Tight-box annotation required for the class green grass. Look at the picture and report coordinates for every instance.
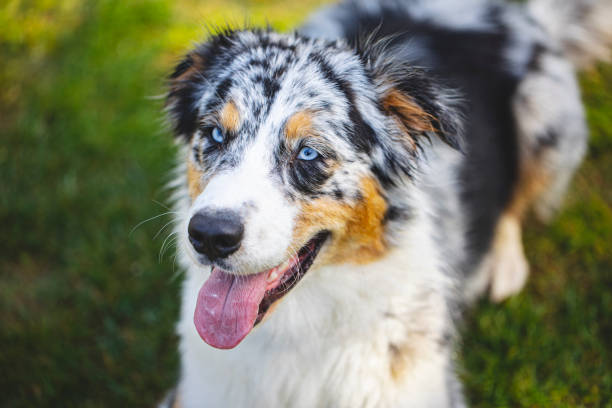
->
[0,1,610,406]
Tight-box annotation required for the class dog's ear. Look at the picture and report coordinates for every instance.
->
[379,73,463,152]
[367,50,464,153]
[166,29,240,141]
[166,50,208,141]
[361,50,465,186]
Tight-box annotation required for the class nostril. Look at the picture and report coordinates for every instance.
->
[188,234,205,252]
[188,211,244,259]
[216,227,243,248]
[210,219,244,257]
[188,220,206,256]
[188,219,204,240]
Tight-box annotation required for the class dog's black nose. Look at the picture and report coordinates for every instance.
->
[188,211,244,260]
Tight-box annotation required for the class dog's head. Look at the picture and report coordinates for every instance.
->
[166,29,462,349]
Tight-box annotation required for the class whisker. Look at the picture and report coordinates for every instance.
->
[170,253,184,283]
[130,211,176,236]
[274,243,302,296]
[152,199,172,211]
[159,233,178,263]
[154,218,180,240]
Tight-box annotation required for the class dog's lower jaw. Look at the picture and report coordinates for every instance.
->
[174,213,463,408]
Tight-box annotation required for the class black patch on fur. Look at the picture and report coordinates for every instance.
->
[383,205,408,224]
[370,163,395,188]
[527,42,546,71]
[290,143,339,196]
[374,147,417,188]
[273,139,334,197]
[215,77,234,102]
[170,54,194,80]
[291,157,332,196]
[202,77,235,115]
[336,2,521,272]
[310,52,377,154]
[348,106,377,154]
[168,80,202,139]
[192,145,201,163]
[262,77,281,100]
[535,129,558,155]
[246,57,270,70]
[256,34,298,53]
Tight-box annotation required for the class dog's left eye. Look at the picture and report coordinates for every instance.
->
[210,126,225,144]
[297,146,319,161]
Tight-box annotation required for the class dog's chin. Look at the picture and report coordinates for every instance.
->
[192,231,330,349]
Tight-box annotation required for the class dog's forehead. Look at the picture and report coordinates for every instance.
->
[203,32,371,140]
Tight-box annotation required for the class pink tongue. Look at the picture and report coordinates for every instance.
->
[194,267,269,349]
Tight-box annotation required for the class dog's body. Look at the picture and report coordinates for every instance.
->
[163,0,611,406]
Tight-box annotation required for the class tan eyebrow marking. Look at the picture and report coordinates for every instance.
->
[219,101,241,133]
[285,111,314,142]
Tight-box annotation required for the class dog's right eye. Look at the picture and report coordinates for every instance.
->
[210,126,225,144]
[297,146,319,161]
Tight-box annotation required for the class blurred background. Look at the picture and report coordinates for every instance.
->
[0,0,610,406]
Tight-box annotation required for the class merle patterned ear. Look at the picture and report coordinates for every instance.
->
[166,51,208,141]
[379,68,464,152]
[361,38,464,154]
[363,52,465,186]
[166,29,240,141]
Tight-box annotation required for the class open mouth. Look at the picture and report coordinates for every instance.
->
[193,231,329,349]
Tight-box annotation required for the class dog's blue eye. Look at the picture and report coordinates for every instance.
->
[211,127,225,144]
[297,146,319,161]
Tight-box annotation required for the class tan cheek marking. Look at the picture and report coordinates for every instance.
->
[219,101,240,133]
[285,111,313,142]
[383,89,437,149]
[187,161,205,200]
[333,176,388,263]
[292,176,388,265]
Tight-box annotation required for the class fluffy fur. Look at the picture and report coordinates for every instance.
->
[161,0,610,406]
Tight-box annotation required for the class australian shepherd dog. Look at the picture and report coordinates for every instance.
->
[161,0,611,406]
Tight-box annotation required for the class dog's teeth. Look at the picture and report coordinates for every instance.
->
[267,269,279,282]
